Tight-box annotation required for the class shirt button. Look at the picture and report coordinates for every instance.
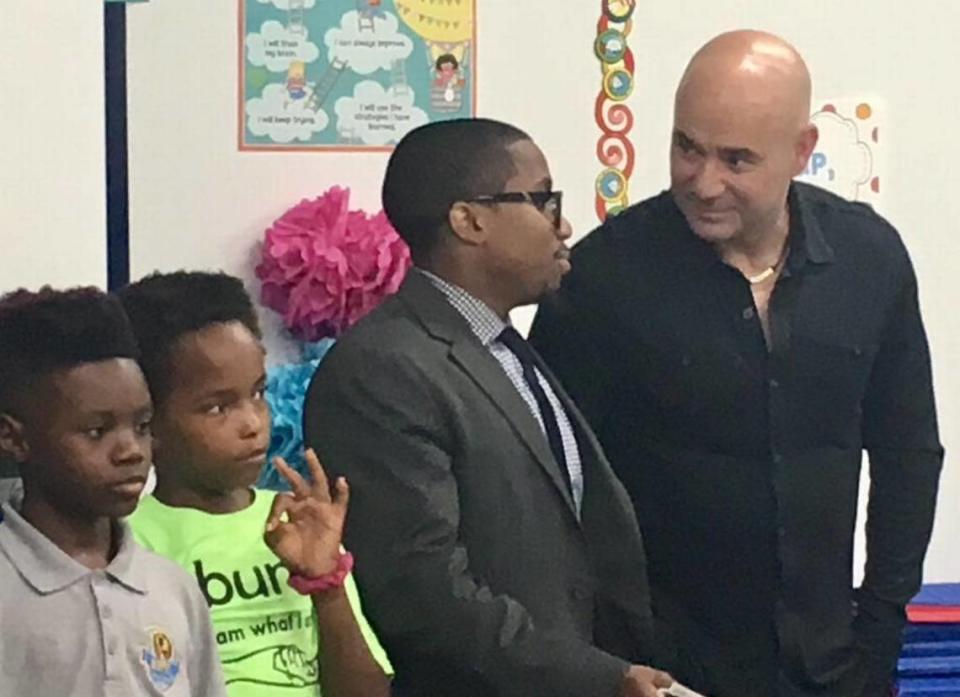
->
[101,605,112,620]
[769,378,780,389]
[571,586,590,601]
[741,307,755,320]
[772,452,783,464]
[778,526,787,539]
[107,638,117,656]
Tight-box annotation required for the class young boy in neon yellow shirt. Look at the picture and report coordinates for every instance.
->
[120,271,391,697]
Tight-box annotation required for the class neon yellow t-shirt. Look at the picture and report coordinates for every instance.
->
[129,490,391,697]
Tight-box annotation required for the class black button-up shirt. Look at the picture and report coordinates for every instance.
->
[531,183,943,691]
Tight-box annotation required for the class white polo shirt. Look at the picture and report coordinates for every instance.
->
[0,477,20,506]
[0,498,227,697]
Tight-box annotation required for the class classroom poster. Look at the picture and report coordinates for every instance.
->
[797,98,883,208]
[240,0,476,150]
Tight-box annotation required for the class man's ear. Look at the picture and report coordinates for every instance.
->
[448,202,488,247]
[793,124,819,176]
[0,413,29,464]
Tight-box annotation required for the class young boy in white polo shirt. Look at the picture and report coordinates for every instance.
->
[0,287,227,697]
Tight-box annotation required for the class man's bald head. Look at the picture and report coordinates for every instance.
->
[677,30,812,133]
[669,30,819,246]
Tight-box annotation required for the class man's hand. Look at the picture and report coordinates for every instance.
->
[621,664,674,697]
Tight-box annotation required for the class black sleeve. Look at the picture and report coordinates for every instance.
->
[858,249,944,689]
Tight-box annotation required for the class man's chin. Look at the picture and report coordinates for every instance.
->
[546,271,568,294]
[688,217,739,243]
[675,203,739,242]
[527,284,561,308]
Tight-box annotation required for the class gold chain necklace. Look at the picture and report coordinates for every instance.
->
[746,238,789,285]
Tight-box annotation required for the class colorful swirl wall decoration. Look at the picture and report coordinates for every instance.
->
[594,0,636,221]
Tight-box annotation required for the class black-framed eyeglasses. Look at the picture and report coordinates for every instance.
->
[466,190,563,228]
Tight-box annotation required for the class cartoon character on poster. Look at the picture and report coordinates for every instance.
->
[432,53,464,112]
[356,0,386,21]
[395,0,472,67]
[286,61,307,101]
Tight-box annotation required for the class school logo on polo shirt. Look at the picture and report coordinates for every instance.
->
[140,627,181,691]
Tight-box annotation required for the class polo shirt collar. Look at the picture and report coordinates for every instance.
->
[0,499,146,595]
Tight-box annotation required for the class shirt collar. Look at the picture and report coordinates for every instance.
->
[668,182,836,274]
[415,268,508,346]
[0,497,146,595]
[788,182,835,266]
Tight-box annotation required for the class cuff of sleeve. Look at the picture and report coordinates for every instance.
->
[853,587,907,686]
[556,649,630,697]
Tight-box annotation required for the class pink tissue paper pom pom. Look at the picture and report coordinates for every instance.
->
[256,186,412,341]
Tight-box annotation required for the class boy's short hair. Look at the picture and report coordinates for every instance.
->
[117,271,261,402]
[0,287,140,413]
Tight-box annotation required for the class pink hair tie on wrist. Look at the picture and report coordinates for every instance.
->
[287,551,354,595]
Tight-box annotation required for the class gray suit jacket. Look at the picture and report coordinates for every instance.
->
[303,272,656,697]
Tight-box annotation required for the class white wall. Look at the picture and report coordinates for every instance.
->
[0,2,107,291]
[125,1,957,581]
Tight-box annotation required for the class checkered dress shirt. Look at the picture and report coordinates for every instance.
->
[419,269,583,513]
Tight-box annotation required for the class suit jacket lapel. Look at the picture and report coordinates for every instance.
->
[448,339,579,517]
[529,350,640,549]
[397,273,580,519]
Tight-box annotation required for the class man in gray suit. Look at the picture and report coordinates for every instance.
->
[303,119,672,697]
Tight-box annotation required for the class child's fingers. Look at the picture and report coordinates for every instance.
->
[264,492,297,534]
[274,456,311,500]
[332,476,350,513]
[303,449,332,503]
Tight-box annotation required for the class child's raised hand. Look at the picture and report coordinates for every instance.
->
[263,448,349,578]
